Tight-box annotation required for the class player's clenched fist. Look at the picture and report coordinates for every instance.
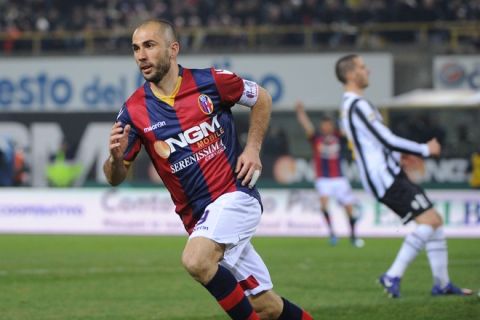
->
[109,122,131,161]
[427,138,441,157]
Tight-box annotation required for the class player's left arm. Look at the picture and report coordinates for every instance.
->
[236,86,272,188]
[295,101,315,138]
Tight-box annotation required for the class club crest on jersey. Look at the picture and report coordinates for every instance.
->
[198,94,214,115]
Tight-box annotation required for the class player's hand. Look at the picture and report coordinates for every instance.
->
[109,122,131,161]
[427,138,441,157]
[235,146,262,189]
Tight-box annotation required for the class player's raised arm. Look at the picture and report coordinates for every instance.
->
[236,86,272,188]
[295,101,315,138]
[103,122,131,186]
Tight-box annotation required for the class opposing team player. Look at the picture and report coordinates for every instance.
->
[336,53,472,298]
[295,102,363,247]
[103,19,313,320]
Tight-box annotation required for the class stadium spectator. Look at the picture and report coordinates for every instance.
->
[295,101,363,247]
[468,148,480,189]
[0,136,16,186]
[103,19,313,320]
[336,53,472,298]
[1,0,480,53]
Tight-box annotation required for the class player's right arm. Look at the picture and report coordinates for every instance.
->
[354,100,440,158]
[295,101,315,138]
[103,122,131,186]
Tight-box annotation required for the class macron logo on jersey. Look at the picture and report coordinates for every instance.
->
[144,121,167,133]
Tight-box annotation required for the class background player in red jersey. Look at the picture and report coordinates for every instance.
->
[295,101,363,248]
[103,19,312,320]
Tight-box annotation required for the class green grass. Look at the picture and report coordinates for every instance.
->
[0,235,478,320]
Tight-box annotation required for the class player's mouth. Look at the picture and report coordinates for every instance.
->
[141,64,153,73]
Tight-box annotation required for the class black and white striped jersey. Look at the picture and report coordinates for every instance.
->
[340,92,430,199]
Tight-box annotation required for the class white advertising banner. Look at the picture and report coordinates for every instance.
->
[0,54,392,111]
[0,188,478,237]
[434,55,480,90]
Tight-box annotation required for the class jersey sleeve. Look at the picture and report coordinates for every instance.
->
[116,104,142,163]
[211,68,259,108]
[354,100,430,157]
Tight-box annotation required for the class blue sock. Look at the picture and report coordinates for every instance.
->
[278,297,313,320]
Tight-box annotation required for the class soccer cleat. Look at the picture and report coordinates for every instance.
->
[378,274,401,298]
[431,282,473,296]
[351,237,365,248]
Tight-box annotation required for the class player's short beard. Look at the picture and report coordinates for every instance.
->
[144,50,171,83]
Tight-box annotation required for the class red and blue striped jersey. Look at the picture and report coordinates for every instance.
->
[310,132,343,178]
[116,66,261,234]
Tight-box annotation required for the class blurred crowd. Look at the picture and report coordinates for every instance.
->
[1,0,479,34]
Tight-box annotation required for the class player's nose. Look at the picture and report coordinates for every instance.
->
[136,48,147,60]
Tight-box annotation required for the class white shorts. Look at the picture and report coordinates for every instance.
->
[189,191,273,296]
[314,177,355,205]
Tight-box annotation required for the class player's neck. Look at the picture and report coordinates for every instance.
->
[344,84,363,96]
[150,64,179,96]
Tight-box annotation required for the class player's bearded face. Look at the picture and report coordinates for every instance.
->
[143,48,171,83]
[356,71,369,89]
[354,59,369,88]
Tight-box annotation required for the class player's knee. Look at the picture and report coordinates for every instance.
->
[181,252,211,282]
[431,214,443,229]
[417,208,443,229]
[427,210,443,229]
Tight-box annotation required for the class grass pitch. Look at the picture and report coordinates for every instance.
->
[0,235,478,320]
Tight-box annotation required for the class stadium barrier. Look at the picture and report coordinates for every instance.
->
[0,188,478,238]
[0,21,478,54]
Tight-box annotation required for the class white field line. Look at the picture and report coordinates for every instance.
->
[0,265,176,277]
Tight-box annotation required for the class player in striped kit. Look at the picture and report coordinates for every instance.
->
[336,53,472,298]
[295,102,363,247]
[103,19,313,320]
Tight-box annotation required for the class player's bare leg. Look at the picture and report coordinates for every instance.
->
[182,237,261,319]
[249,290,313,320]
[320,196,336,245]
[248,291,282,320]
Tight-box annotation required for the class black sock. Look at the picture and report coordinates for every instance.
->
[349,216,356,240]
[322,209,334,236]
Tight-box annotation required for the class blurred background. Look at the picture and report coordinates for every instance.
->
[0,0,479,237]
[1,2,479,319]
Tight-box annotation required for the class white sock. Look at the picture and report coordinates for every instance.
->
[425,227,450,288]
[386,224,434,278]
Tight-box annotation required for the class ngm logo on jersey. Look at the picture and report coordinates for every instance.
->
[153,115,226,173]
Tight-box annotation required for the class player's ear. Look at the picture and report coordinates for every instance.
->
[170,41,180,57]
